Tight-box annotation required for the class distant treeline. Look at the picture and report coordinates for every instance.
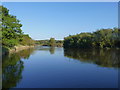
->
[35,38,63,47]
[0,6,34,50]
[64,28,120,48]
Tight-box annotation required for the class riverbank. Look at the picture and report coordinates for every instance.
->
[2,45,35,55]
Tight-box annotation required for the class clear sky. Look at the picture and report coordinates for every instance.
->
[2,2,118,40]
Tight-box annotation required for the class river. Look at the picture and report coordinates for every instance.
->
[2,46,119,88]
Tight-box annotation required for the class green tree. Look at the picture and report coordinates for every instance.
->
[20,34,34,46]
[0,6,23,48]
[49,38,55,46]
[64,28,120,49]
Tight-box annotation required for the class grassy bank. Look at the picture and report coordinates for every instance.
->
[2,45,34,55]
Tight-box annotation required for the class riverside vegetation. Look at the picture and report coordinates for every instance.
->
[35,38,63,47]
[0,6,34,54]
[64,28,120,49]
[1,5,120,55]
[0,6,63,55]
[1,5,120,89]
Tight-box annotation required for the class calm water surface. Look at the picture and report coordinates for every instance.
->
[2,46,119,88]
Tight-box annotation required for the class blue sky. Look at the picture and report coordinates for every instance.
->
[3,2,118,40]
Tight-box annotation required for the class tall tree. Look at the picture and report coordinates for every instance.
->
[0,6,23,48]
[49,38,55,46]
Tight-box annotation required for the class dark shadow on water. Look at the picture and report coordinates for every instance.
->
[2,48,35,89]
[64,48,120,68]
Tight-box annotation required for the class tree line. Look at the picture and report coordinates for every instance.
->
[0,6,34,50]
[64,28,120,49]
[35,38,63,47]
[1,6,119,50]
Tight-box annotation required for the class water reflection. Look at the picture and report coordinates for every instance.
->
[36,46,55,55]
[2,47,119,88]
[2,48,35,89]
[49,47,55,54]
[64,48,120,68]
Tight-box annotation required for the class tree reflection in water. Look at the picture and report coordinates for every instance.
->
[64,48,120,68]
[2,48,35,89]
[36,46,55,55]
[49,47,55,54]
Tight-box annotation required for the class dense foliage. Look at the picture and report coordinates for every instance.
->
[35,40,49,46]
[0,6,34,49]
[1,6,23,48]
[20,34,34,46]
[64,28,120,48]
[49,38,56,46]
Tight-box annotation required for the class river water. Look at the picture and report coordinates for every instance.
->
[2,46,119,88]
